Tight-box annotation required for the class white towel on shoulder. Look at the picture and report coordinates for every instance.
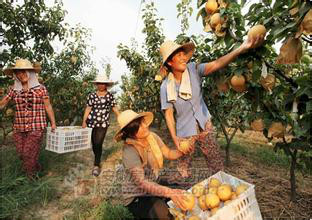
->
[167,69,192,102]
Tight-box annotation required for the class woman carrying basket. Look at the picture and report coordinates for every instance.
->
[0,59,56,178]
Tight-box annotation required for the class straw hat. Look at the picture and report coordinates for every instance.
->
[160,40,195,66]
[4,59,42,76]
[114,110,154,141]
[91,74,115,86]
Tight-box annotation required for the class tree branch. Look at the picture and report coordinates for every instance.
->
[229,126,239,143]
[254,54,298,89]
[228,29,241,42]
[211,104,230,143]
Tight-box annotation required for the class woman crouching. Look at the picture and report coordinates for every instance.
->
[115,110,190,219]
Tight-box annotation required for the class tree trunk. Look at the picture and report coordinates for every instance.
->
[0,126,6,146]
[208,103,240,167]
[225,142,230,166]
[290,149,297,202]
[224,127,239,167]
[219,122,230,166]
[157,115,162,130]
[70,116,79,126]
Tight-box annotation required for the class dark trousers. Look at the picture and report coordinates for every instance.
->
[91,127,108,166]
[127,196,173,220]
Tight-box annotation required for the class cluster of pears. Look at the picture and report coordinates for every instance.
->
[204,0,228,37]
[219,67,272,94]
[250,118,286,138]
[170,177,249,220]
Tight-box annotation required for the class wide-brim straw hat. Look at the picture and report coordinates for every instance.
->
[4,59,42,76]
[160,40,195,66]
[114,110,154,141]
[91,74,115,86]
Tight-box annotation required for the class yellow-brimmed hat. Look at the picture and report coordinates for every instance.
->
[114,110,153,141]
[91,74,115,86]
[160,40,195,66]
[4,59,41,76]
[156,40,195,81]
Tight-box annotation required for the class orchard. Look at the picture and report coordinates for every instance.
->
[0,0,311,219]
[118,0,312,203]
[1,1,97,142]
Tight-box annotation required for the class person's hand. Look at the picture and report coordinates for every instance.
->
[0,95,10,109]
[205,120,214,132]
[51,123,56,133]
[240,35,265,52]
[178,138,195,155]
[3,95,10,102]
[82,121,87,128]
[169,189,188,211]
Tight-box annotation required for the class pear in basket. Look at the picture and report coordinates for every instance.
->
[192,183,205,197]
[189,215,201,220]
[208,177,221,188]
[205,193,220,209]
[236,184,248,195]
[205,187,218,194]
[217,184,232,201]
[181,192,196,211]
[231,191,237,200]
[198,195,208,210]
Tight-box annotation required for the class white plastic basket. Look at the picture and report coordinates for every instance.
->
[45,126,92,153]
[168,171,263,220]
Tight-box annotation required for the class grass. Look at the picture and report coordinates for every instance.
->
[0,137,89,220]
[62,198,94,220]
[91,201,133,220]
[218,138,290,169]
[62,199,133,220]
[254,147,290,168]
[2,120,308,219]
[0,148,58,220]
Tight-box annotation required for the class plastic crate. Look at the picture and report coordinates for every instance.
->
[45,126,92,153]
[168,171,263,220]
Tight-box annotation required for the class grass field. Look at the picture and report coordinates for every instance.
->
[1,118,311,220]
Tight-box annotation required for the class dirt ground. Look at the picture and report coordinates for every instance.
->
[20,123,312,219]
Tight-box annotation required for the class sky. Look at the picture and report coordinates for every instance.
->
[50,0,272,91]
[52,0,205,86]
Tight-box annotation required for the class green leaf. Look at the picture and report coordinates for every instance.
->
[197,0,206,8]
[298,3,312,18]
[240,0,246,7]
[263,17,273,25]
[196,7,206,22]
[306,101,312,112]
[271,26,289,38]
[285,21,299,29]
